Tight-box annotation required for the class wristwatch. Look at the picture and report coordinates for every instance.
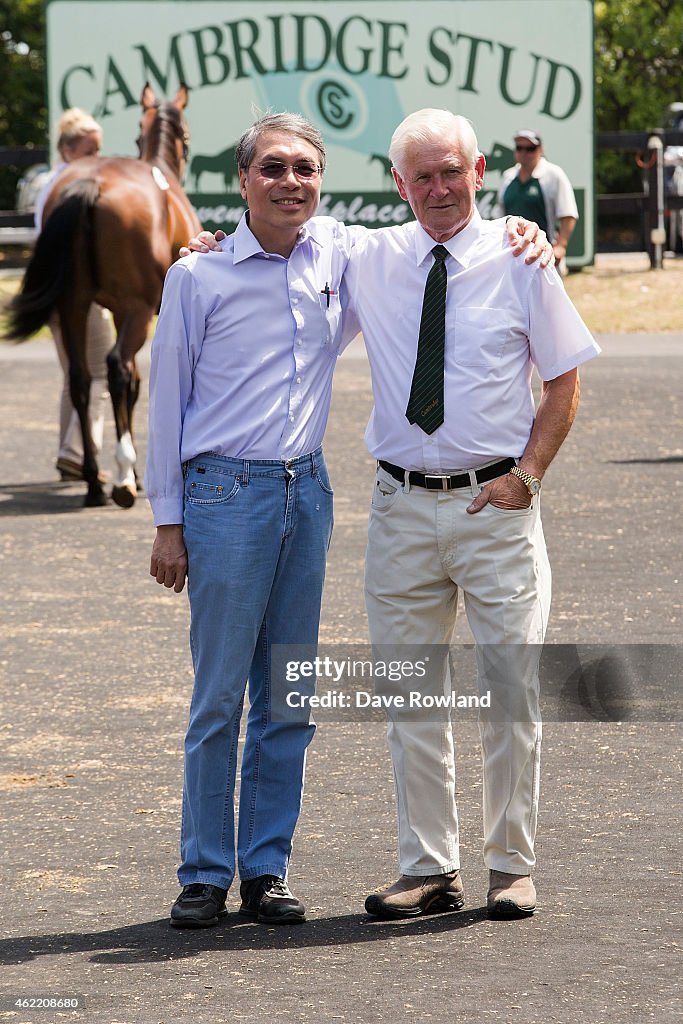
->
[509,465,542,496]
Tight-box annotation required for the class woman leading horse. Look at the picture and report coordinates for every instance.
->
[8,83,202,508]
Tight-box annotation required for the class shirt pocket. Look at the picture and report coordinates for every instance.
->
[453,307,510,366]
[317,290,343,347]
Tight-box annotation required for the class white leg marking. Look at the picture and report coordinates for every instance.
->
[115,431,137,489]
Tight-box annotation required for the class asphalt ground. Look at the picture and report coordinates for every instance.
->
[0,328,681,1024]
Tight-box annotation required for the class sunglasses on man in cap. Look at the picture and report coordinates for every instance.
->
[514,129,542,153]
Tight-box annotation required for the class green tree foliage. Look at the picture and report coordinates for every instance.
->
[595,0,683,193]
[0,0,47,208]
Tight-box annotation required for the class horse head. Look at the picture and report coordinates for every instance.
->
[136,82,191,181]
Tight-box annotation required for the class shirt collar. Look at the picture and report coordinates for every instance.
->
[414,207,484,269]
[232,211,322,264]
[530,156,548,179]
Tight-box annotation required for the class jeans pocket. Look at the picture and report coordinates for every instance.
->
[313,464,334,495]
[185,470,241,505]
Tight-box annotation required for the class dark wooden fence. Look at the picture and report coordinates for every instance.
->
[597,129,683,267]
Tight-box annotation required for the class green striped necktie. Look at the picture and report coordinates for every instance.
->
[405,243,449,435]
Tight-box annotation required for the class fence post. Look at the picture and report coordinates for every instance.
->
[647,131,665,269]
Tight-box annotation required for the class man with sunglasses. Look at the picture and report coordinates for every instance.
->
[494,129,578,272]
[147,112,554,930]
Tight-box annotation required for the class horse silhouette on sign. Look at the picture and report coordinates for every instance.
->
[369,153,394,185]
[484,142,516,172]
[190,144,239,191]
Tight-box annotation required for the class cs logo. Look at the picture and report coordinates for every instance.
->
[301,71,369,139]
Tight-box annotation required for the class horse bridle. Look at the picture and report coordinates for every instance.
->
[136,104,190,164]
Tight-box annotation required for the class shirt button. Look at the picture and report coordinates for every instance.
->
[296,376,301,383]
[297,339,303,346]
[292,297,300,305]
[289,414,295,422]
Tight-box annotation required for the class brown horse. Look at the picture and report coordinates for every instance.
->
[7,83,202,507]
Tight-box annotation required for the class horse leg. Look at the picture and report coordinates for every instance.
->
[125,357,143,491]
[59,300,108,507]
[107,306,153,509]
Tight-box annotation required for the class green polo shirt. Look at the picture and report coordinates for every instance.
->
[503,175,548,234]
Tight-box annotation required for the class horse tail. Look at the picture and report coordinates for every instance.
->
[5,178,100,340]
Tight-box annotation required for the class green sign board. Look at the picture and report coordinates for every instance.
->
[46,0,594,264]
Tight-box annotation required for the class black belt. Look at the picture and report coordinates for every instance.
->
[378,457,516,491]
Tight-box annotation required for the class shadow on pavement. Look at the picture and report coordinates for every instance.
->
[0,908,492,965]
[0,481,101,516]
[607,456,683,464]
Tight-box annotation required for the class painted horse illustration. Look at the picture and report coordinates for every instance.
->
[369,153,394,184]
[190,144,239,191]
[484,142,516,172]
[7,83,202,508]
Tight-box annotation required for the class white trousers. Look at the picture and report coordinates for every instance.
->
[52,305,113,463]
[364,463,551,877]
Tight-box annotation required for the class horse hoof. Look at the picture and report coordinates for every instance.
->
[84,488,109,508]
[111,484,137,509]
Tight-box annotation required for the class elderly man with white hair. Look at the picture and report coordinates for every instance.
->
[342,109,599,919]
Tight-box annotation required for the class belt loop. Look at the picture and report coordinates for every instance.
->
[242,459,250,486]
[182,461,189,480]
[468,469,479,498]
[403,469,411,494]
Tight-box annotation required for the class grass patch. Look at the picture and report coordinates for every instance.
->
[564,255,683,333]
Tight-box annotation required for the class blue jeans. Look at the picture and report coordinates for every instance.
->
[179,448,333,889]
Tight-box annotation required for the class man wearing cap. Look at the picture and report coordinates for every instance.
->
[494,130,578,271]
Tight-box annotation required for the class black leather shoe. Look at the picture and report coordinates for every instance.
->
[239,875,306,924]
[170,883,228,928]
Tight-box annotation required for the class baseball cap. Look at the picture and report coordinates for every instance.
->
[514,129,542,146]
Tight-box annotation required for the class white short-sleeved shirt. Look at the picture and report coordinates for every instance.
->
[344,210,600,473]
[33,163,66,230]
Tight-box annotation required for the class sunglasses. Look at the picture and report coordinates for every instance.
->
[515,144,539,153]
[253,161,322,180]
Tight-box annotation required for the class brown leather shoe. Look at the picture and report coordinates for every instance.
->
[487,870,536,918]
[365,871,464,919]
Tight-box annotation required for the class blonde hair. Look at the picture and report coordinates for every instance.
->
[389,109,480,175]
[56,108,102,155]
